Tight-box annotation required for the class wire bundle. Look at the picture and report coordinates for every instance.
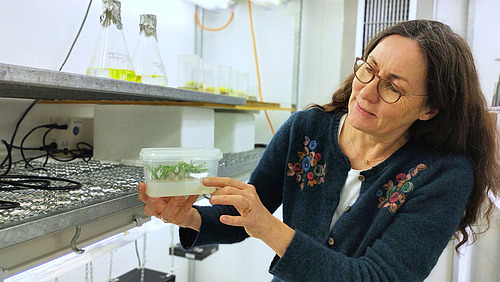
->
[0,101,88,209]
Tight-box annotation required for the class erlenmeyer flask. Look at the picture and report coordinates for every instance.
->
[87,0,136,82]
[133,14,168,86]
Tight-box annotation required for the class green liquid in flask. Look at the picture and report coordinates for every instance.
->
[86,67,136,82]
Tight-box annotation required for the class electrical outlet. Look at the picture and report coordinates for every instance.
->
[49,117,93,153]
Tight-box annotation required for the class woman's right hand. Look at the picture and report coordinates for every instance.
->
[137,182,202,231]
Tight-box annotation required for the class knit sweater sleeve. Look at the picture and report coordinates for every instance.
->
[269,154,474,281]
[179,111,295,248]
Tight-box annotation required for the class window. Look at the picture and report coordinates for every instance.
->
[362,0,410,54]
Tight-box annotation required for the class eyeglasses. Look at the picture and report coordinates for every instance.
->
[353,57,427,104]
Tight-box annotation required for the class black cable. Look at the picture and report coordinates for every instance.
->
[0,104,90,210]
[46,142,93,163]
[0,175,82,191]
[22,153,52,170]
[42,127,58,166]
[10,143,57,151]
[134,240,142,267]
[0,200,20,210]
[21,125,48,166]
[16,123,91,168]
[59,0,93,71]
[20,124,66,168]
[76,142,93,162]
[0,140,11,171]
[0,100,37,175]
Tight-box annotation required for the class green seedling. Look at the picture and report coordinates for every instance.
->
[147,161,207,181]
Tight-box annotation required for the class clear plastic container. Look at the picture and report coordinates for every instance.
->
[177,54,201,90]
[229,69,240,97]
[139,148,223,197]
[202,62,220,94]
[219,64,232,95]
[237,71,249,98]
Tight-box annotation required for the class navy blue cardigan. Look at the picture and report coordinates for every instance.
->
[180,108,474,281]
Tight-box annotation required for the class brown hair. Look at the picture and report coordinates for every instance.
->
[312,20,500,250]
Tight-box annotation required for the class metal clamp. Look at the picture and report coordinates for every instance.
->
[70,225,85,254]
[132,215,148,227]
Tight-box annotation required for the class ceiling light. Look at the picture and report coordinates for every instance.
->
[250,0,289,7]
[185,0,236,10]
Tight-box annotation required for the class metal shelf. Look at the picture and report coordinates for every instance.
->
[0,63,246,105]
[0,149,264,278]
[0,161,149,277]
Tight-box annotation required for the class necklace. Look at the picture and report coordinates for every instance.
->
[348,126,407,165]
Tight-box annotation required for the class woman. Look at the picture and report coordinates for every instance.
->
[138,20,500,281]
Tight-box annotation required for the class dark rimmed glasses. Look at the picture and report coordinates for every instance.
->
[354,57,427,104]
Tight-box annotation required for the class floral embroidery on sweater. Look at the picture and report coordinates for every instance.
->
[287,136,326,190]
[377,164,427,213]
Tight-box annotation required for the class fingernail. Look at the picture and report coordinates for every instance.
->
[211,196,217,202]
[150,198,157,203]
[203,178,210,185]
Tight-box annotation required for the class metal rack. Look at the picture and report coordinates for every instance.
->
[0,149,264,279]
[0,161,148,278]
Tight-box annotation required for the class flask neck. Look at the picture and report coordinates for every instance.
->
[100,0,123,29]
[139,14,157,38]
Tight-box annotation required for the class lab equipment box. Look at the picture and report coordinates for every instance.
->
[93,105,215,164]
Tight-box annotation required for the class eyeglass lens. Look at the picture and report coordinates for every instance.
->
[354,59,403,103]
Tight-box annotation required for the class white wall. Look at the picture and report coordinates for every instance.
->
[469,0,500,106]
[0,0,194,81]
[298,0,345,109]
[428,1,500,281]
[200,0,301,143]
[432,0,500,105]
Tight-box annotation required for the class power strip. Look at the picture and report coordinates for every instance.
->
[49,117,93,153]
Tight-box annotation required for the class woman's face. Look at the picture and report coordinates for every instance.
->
[348,34,438,140]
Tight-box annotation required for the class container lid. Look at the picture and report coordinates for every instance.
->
[139,147,223,161]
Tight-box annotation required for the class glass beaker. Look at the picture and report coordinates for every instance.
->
[229,69,240,97]
[177,54,201,90]
[87,0,136,82]
[238,71,249,98]
[132,14,168,86]
[219,65,232,95]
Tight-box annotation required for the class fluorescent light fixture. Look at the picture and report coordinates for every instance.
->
[186,0,236,10]
[251,0,289,7]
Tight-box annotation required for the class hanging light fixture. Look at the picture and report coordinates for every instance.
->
[250,0,289,7]
[185,0,236,10]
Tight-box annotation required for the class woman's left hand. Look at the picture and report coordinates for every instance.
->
[203,177,275,240]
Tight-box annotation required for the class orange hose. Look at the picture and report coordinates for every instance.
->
[247,0,275,135]
[194,8,234,31]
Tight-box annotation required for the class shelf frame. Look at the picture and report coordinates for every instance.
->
[0,63,295,112]
[0,63,245,105]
